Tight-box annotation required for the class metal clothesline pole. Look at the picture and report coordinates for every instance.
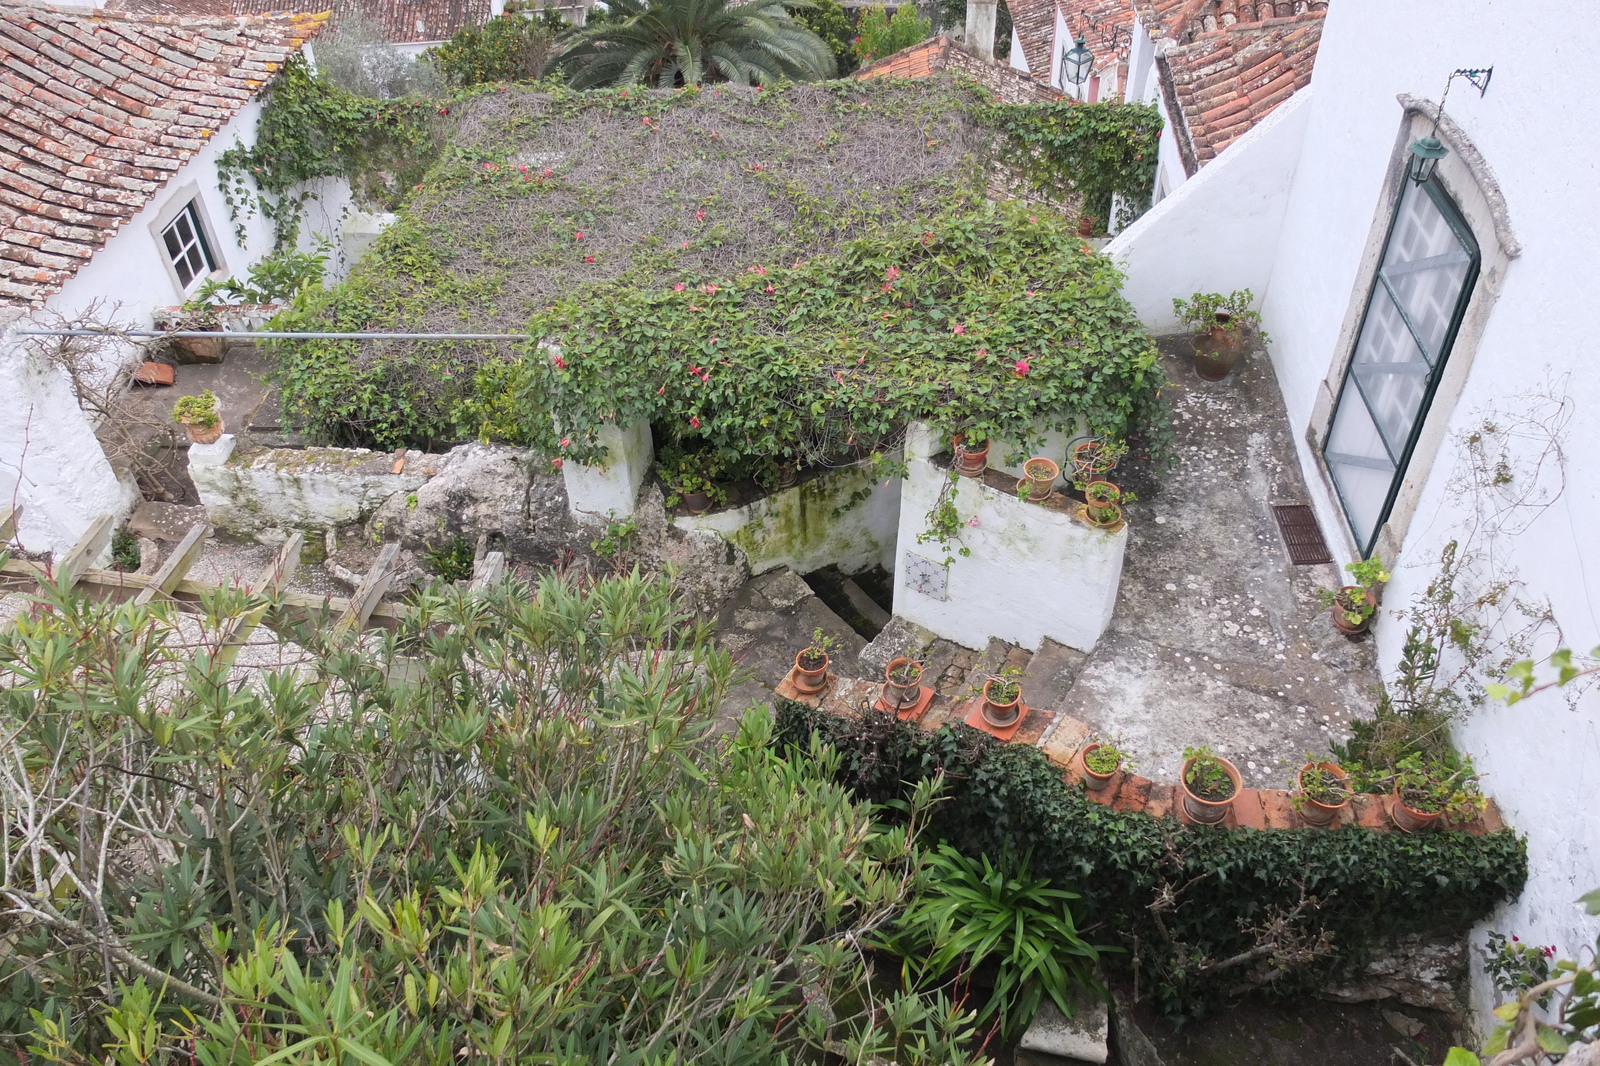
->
[15,329,537,341]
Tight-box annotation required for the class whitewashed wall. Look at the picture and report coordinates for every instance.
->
[674,463,901,578]
[562,419,653,524]
[891,423,1126,652]
[0,311,137,555]
[1103,89,1311,333]
[1249,0,1600,1024]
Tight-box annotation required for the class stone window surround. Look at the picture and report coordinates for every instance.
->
[1304,94,1520,567]
[146,181,230,302]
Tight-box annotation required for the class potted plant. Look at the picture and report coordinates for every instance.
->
[1318,557,1390,636]
[1081,737,1132,791]
[883,657,924,710]
[1076,212,1097,238]
[1022,456,1059,499]
[792,628,839,696]
[1180,745,1241,824]
[1390,753,1484,833]
[173,390,223,445]
[953,431,989,478]
[980,665,1023,728]
[660,451,718,515]
[1293,757,1352,826]
[1172,290,1264,382]
[1069,437,1126,483]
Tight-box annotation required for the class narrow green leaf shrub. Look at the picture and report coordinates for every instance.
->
[774,700,1529,1022]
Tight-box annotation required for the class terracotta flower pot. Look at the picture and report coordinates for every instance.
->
[183,418,224,445]
[792,649,830,695]
[682,489,712,515]
[1086,502,1123,530]
[1080,743,1120,791]
[1023,456,1059,499]
[980,678,1022,728]
[1331,586,1376,636]
[1071,440,1117,480]
[1193,314,1243,381]
[1077,213,1095,237]
[1180,754,1241,824]
[883,657,924,709]
[1390,787,1442,833]
[1084,480,1118,506]
[1296,761,1351,826]
[777,464,799,489]
[954,438,990,478]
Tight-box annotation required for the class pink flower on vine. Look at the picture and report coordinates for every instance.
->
[689,364,704,376]
[748,265,767,275]
[542,168,553,177]
[551,354,567,369]
[967,516,980,527]
[674,283,686,292]
[764,284,775,294]
[551,457,564,468]
[689,416,701,429]
[833,371,844,384]
[885,266,901,280]
[1014,358,1030,376]
[574,231,584,241]
[701,284,719,294]
[695,210,706,221]
[976,348,988,357]
[583,256,595,263]
[1026,289,1037,297]
[560,436,571,447]
[689,305,702,311]
[1028,215,1038,224]
[657,386,666,394]
[681,241,690,249]
[952,322,966,335]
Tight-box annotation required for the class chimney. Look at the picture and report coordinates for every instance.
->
[966,0,998,61]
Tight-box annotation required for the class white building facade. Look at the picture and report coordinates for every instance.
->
[1107,0,1600,1023]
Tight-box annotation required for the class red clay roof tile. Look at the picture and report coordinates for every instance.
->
[0,1,326,306]
[854,35,1064,104]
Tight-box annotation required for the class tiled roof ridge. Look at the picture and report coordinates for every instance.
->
[851,34,952,79]
[0,2,327,306]
[852,35,1065,104]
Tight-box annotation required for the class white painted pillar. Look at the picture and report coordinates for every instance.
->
[965,0,998,60]
[561,418,653,524]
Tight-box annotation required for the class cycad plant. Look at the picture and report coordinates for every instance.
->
[882,844,1110,1039]
[554,0,835,88]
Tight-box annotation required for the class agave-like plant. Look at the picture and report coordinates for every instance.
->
[554,0,835,88]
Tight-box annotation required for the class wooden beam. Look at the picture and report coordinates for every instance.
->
[54,514,113,590]
[252,532,304,594]
[214,532,307,667]
[132,523,210,606]
[336,542,400,636]
[0,502,19,541]
[470,550,506,591]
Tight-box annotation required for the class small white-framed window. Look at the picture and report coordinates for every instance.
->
[161,202,216,291]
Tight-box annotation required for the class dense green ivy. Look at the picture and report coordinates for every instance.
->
[987,100,1163,229]
[774,700,1529,1023]
[216,57,441,247]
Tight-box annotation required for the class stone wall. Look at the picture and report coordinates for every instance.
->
[673,462,900,578]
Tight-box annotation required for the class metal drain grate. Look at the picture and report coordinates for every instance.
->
[1272,504,1333,565]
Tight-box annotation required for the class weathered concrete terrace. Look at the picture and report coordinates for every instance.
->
[718,338,1382,789]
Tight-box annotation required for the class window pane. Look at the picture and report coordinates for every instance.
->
[1325,395,1396,549]
[1350,285,1429,454]
[1379,182,1473,360]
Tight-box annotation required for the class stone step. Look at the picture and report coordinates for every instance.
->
[840,576,892,631]
[128,500,207,543]
[1021,637,1092,710]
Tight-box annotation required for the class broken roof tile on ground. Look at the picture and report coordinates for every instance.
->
[0,1,326,306]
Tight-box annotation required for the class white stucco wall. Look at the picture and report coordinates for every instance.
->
[892,425,1126,652]
[1103,88,1311,334]
[673,463,901,578]
[1248,0,1600,1020]
[0,311,136,555]
[561,419,653,524]
[191,436,430,542]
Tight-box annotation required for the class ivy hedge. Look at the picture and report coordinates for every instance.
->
[774,700,1529,1023]
[248,74,1166,463]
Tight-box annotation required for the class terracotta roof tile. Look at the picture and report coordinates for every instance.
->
[0,1,326,306]
[1133,0,1324,166]
[228,0,503,45]
[854,35,1064,104]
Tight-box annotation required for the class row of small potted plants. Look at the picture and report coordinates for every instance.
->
[953,434,1132,530]
[1076,743,1485,832]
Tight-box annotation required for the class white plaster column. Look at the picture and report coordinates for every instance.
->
[561,418,653,524]
[0,309,136,555]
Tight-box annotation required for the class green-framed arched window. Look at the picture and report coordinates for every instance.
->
[1322,174,1481,555]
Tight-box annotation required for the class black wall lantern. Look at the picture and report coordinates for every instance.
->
[1408,66,1492,185]
[1061,35,1093,89]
